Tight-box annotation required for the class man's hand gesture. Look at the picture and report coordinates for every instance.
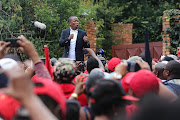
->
[68,34,74,41]
[83,36,88,42]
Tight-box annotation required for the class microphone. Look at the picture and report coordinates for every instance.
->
[33,21,46,30]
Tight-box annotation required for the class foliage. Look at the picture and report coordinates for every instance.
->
[164,9,180,54]
[94,0,180,58]
[0,0,23,35]
[1,0,97,59]
[95,0,124,59]
[1,0,180,59]
[20,0,82,58]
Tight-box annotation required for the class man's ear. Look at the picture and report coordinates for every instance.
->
[163,70,170,80]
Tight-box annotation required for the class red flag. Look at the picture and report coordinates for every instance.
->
[44,45,53,78]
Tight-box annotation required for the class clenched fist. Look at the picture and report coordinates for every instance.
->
[68,34,74,41]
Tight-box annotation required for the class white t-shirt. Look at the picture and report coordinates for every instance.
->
[68,28,78,60]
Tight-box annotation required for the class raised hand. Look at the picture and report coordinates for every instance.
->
[17,35,41,64]
[83,36,88,42]
[68,34,74,41]
[0,41,10,59]
[74,75,87,96]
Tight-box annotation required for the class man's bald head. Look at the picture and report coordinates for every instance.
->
[154,62,167,79]
[155,62,167,70]
[68,16,77,23]
[164,60,180,79]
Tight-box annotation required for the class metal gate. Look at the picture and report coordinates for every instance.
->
[112,42,162,60]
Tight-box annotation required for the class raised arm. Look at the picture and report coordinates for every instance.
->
[17,35,51,80]
[83,32,90,48]
[85,48,104,71]
[2,65,58,120]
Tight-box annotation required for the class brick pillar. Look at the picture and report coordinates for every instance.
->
[85,20,97,52]
[162,12,171,55]
[112,23,133,45]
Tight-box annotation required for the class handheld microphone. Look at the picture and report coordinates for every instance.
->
[33,21,46,30]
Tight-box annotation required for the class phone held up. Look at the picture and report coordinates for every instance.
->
[127,61,141,72]
[5,38,20,47]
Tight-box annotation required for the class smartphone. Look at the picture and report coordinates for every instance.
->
[0,72,9,88]
[40,58,45,64]
[83,49,88,54]
[5,38,20,47]
[127,61,141,72]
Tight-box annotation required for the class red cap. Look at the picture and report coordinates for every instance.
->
[122,95,139,101]
[0,78,67,120]
[107,57,121,71]
[0,93,20,120]
[121,72,136,93]
[32,77,66,120]
[130,70,159,98]
[152,58,159,63]
[178,50,180,57]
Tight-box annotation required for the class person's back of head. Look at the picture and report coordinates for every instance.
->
[127,56,143,62]
[32,77,66,120]
[163,60,180,79]
[85,68,104,95]
[129,70,159,98]
[160,54,177,62]
[66,99,81,120]
[13,82,64,120]
[154,62,167,80]
[87,57,99,73]
[14,94,62,120]
[53,58,76,83]
[89,80,137,119]
[38,94,62,119]
[3,54,21,62]
[162,56,175,61]
[133,94,180,120]
[107,57,121,72]
[50,57,57,66]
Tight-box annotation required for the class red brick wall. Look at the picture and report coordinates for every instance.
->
[162,12,171,55]
[162,10,180,55]
[85,22,133,53]
[112,23,133,45]
[85,21,97,52]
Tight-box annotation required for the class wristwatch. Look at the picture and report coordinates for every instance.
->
[113,73,122,80]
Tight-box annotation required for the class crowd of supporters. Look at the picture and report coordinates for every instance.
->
[0,35,179,120]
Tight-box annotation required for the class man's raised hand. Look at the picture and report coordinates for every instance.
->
[83,36,88,42]
[68,34,74,41]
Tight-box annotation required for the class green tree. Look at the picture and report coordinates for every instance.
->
[94,0,180,58]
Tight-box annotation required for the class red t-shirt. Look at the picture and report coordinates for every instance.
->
[126,104,138,119]
[59,83,88,106]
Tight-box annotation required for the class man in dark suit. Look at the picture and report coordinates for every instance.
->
[59,16,90,61]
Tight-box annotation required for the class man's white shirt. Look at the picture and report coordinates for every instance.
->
[68,28,78,60]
